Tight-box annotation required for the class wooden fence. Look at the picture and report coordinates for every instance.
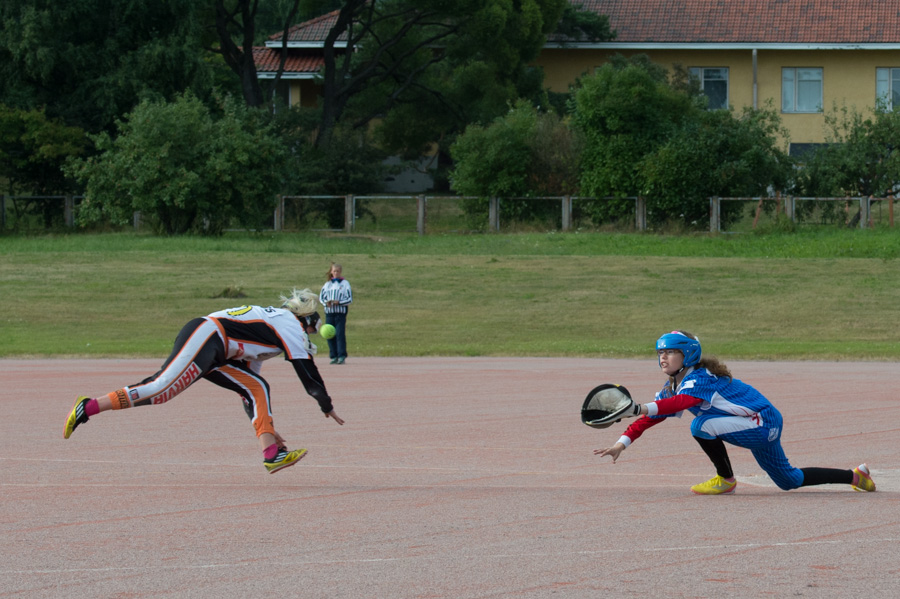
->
[709,195,895,232]
[276,195,646,234]
[7,193,892,234]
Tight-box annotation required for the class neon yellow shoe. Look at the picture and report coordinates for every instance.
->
[851,464,876,492]
[63,396,91,439]
[264,448,307,474]
[691,475,736,495]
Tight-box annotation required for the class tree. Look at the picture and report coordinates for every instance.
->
[641,105,792,228]
[797,102,900,199]
[274,108,386,229]
[571,55,793,229]
[0,105,87,195]
[67,93,289,235]
[210,0,311,108]
[314,0,573,150]
[0,104,89,228]
[450,99,580,197]
[0,0,218,134]
[449,100,581,228]
[571,56,700,224]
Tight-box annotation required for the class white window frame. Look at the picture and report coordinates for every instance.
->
[782,67,823,113]
[876,67,900,111]
[689,67,729,110]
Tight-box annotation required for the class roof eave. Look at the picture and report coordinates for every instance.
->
[257,72,320,80]
[264,41,348,49]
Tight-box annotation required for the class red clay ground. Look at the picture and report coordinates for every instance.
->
[2,357,898,598]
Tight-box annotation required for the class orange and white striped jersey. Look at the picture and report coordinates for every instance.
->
[206,305,312,362]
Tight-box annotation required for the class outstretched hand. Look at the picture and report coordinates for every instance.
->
[594,442,626,463]
[326,410,345,425]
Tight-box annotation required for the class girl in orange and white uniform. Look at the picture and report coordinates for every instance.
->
[63,288,344,474]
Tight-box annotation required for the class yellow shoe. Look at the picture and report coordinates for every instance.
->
[851,464,876,492]
[691,475,736,495]
[264,448,307,474]
[63,396,91,439]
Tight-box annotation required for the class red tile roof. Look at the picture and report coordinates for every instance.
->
[570,0,900,44]
[257,1,900,75]
[253,47,324,75]
[267,9,345,45]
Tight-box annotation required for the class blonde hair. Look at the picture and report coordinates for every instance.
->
[280,288,319,316]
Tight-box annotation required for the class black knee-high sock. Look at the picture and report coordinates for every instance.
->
[693,436,733,479]
[799,467,853,486]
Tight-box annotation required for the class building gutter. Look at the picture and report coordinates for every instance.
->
[752,48,758,110]
[265,41,348,49]
[257,72,319,80]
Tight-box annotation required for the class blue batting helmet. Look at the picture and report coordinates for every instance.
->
[656,331,701,368]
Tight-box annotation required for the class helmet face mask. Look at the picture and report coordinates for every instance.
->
[655,331,701,368]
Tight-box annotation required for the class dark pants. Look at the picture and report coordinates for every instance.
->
[325,312,348,359]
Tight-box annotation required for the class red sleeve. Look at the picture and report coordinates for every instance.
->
[622,415,665,443]
[654,393,703,415]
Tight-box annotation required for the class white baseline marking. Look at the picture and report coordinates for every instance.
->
[5,537,900,575]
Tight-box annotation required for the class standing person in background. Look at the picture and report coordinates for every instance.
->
[319,263,353,364]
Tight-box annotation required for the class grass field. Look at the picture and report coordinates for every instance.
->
[2,228,899,360]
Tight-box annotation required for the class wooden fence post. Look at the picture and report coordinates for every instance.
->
[274,195,283,231]
[489,197,499,232]
[561,196,572,231]
[64,196,75,227]
[636,196,647,231]
[416,194,426,235]
[752,197,764,228]
[709,197,719,233]
[344,194,354,233]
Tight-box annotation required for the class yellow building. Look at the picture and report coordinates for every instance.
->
[258,1,900,156]
[542,0,900,154]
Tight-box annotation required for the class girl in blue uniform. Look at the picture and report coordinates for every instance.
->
[595,330,876,495]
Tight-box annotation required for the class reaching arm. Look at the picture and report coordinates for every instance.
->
[290,357,345,425]
[647,393,703,416]
[290,357,333,413]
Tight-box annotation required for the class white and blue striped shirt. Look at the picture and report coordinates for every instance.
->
[319,278,352,314]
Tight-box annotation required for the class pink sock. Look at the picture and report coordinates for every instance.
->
[263,443,279,460]
[85,399,100,417]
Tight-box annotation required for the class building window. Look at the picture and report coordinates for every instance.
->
[876,68,900,110]
[689,67,728,110]
[782,68,823,113]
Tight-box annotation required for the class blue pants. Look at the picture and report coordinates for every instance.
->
[325,312,348,360]
[690,406,805,490]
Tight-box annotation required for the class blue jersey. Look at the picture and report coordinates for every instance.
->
[657,367,774,419]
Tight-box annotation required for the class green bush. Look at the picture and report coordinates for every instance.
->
[796,102,900,200]
[66,93,288,235]
[641,106,792,228]
[449,100,580,228]
[572,57,792,230]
